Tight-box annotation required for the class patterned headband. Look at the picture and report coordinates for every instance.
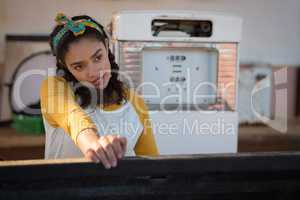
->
[52,13,104,54]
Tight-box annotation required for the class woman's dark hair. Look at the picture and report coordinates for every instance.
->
[49,15,127,108]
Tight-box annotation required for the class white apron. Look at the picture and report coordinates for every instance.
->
[43,101,144,159]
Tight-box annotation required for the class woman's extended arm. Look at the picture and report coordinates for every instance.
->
[40,76,127,168]
[40,76,97,143]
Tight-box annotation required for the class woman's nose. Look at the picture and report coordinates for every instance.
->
[88,64,100,79]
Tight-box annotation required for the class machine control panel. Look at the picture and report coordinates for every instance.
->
[142,48,218,107]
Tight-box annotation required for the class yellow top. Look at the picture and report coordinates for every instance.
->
[40,76,159,156]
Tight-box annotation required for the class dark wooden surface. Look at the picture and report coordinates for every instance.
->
[1,152,300,199]
[0,127,44,160]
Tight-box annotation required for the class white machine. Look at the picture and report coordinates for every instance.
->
[112,11,243,155]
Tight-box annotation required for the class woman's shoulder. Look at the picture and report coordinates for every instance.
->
[42,76,67,84]
[40,76,71,96]
[123,86,142,101]
[41,76,69,89]
[123,86,149,112]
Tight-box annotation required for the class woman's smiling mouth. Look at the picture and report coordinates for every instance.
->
[91,77,101,85]
[91,72,109,88]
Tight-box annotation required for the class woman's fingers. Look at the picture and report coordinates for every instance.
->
[99,137,118,168]
[108,136,123,159]
[85,149,100,163]
[117,136,127,157]
[94,145,111,169]
[76,129,128,169]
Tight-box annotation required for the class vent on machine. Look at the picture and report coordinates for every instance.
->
[152,19,213,37]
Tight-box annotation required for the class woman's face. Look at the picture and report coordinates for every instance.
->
[64,37,111,90]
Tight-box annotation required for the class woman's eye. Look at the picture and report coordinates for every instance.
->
[95,55,102,62]
[74,65,83,71]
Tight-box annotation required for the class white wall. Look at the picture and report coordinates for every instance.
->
[1,0,300,66]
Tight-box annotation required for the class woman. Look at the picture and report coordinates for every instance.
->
[40,13,158,169]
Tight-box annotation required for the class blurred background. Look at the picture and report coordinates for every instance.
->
[0,0,300,160]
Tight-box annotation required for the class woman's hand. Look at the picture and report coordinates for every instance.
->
[77,128,127,169]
